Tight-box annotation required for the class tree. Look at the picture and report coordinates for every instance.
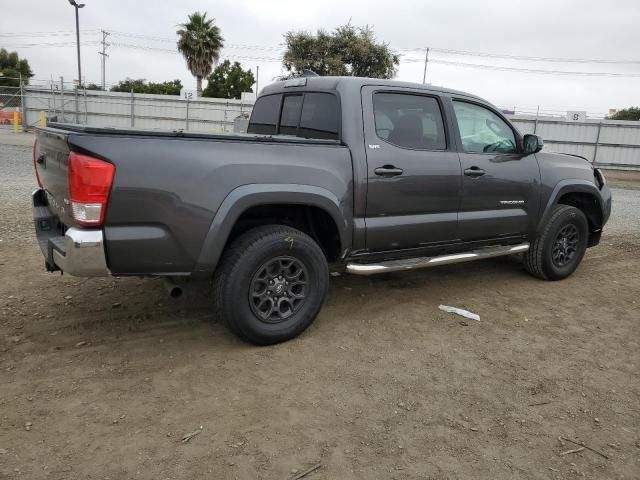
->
[202,60,255,99]
[177,12,224,97]
[0,48,33,87]
[283,24,399,79]
[83,83,104,91]
[609,107,640,121]
[110,78,183,95]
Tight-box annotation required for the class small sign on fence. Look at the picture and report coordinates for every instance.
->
[180,89,196,101]
[566,111,587,122]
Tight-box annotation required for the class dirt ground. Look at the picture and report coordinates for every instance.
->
[1,137,639,479]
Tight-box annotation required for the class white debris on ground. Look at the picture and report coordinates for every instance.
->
[438,305,480,321]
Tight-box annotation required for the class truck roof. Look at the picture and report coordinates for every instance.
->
[260,76,484,102]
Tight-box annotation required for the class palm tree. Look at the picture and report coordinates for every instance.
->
[177,12,224,97]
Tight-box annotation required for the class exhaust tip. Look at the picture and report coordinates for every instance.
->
[163,277,183,299]
[168,286,183,298]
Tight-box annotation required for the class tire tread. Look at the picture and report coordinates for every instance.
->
[212,225,327,344]
[523,204,583,280]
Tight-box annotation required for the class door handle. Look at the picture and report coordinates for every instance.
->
[464,166,486,177]
[374,165,404,177]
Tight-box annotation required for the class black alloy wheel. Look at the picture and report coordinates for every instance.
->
[551,224,579,268]
[249,256,308,323]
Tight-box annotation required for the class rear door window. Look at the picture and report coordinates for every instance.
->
[279,95,303,136]
[373,92,446,150]
[247,92,340,140]
[298,93,339,140]
[247,94,281,134]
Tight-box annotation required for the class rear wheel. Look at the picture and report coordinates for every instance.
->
[213,225,329,345]
[523,205,589,280]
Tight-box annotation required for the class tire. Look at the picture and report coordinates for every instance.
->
[212,225,329,345]
[523,205,589,280]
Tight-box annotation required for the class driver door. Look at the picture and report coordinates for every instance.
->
[452,100,541,241]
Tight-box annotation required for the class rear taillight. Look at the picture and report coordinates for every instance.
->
[68,152,115,226]
[33,138,42,188]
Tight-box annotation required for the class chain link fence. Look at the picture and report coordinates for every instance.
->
[1,77,254,133]
[0,83,25,131]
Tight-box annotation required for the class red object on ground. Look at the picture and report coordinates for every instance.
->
[0,111,22,125]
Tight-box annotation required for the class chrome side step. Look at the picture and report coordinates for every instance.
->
[346,243,529,275]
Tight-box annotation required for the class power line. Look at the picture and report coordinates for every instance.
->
[109,31,175,42]
[110,42,283,62]
[0,30,100,37]
[109,31,640,65]
[407,58,640,77]
[427,47,640,65]
[4,29,640,65]
[396,46,640,65]
[1,41,101,48]
[109,32,285,51]
[110,41,640,77]
[109,31,283,50]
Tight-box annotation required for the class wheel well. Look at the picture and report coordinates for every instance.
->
[557,192,602,232]
[227,204,342,262]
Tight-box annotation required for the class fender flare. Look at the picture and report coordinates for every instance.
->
[193,184,351,276]
[537,179,605,233]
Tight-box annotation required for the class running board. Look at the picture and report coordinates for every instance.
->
[346,243,530,275]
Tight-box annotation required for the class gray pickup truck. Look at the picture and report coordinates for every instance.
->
[32,76,612,344]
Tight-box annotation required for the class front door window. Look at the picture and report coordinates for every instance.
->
[453,101,517,154]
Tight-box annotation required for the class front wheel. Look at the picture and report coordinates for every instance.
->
[213,225,329,345]
[523,205,589,280]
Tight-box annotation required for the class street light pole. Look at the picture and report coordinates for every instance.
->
[422,47,430,84]
[68,0,85,87]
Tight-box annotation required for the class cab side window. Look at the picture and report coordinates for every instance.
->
[373,92,446,150]
[452,101,517,153]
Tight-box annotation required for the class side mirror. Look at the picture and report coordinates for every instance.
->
[523,134,543,154]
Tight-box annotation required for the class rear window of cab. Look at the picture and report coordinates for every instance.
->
[247,92,340,140]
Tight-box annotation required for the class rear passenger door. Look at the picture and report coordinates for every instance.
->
[451,100,540,241]
[362,87,462,251]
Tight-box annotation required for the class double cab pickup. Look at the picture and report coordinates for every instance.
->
[32,76,612,344]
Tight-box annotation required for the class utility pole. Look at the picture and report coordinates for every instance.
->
[422,47,430,84]
[255,65,259,95]
[99,30,110,90]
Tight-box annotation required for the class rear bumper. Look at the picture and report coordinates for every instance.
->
[33,189,110,277]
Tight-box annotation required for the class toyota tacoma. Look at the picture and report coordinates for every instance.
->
[31,76,612,344]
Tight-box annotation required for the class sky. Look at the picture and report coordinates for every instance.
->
[2,0,639,117]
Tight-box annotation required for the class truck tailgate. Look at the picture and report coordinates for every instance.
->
[34,129,76,226]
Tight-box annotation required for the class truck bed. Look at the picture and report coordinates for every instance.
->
[34,123,353,276]
[46,122,342,145]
